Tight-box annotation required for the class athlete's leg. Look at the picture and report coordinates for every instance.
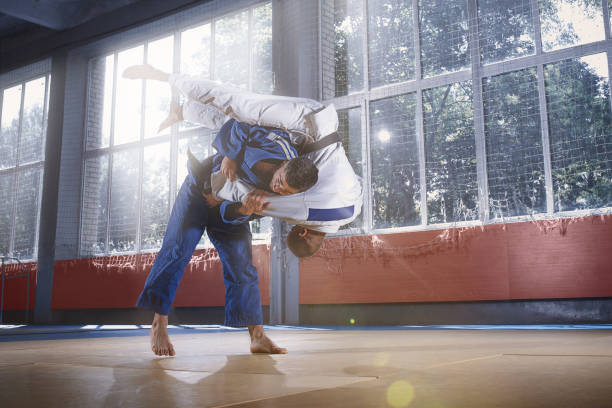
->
[206,211,287,354]
[168,73,320,145]
[157,100,229,133]
[181,99,230,130]
[137,171,209,356]
[157,102,183,133]
[122,64,323,144]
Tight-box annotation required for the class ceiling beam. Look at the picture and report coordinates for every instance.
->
[0,1,73,30]
[0,0,141,30]
[0,0,210,74]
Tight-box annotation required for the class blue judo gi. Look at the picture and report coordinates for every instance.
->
[136,119,297,327]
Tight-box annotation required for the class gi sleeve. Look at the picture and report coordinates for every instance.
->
[219,201,252,225]
[212,119,252,161]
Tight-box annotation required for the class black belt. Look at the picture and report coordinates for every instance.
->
[299,132,341,155]
[187,149,214,194]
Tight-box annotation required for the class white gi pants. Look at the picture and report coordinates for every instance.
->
[169,73,338,146]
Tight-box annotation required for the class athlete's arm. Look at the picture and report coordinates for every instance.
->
[220,189,271,224]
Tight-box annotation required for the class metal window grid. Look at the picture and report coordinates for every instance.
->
[323,0,612,237]
[0,75,50,261]
[80,2,272,257]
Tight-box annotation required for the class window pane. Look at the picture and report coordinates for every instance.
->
[338,107,363,230]
[539,0,605,52]
[215,11,249,87]
[86,55,113,150]
[339,107,363,177]
[370,94,420,228]
[13,166,42,260]
[141,143,170,250]
[1,85,22,169]
[419,0,470,78]
[478,0,535,65]
[81,155,109,256]
[0,173,15,255]
[334,0,365,96]
[177,134,215,248]
[181,23,211,77]
[145,36,174,139]
[19,77,46,164]
[483,68,546,218]
[110,149,140,252]
[177,131,215,187]
[180,24,211,133]
[368,0,415,87]
[545,53,612,211]
[114,46,144,145]
[252,3,274,93]
[250,217,272,238]
[423,82,478,223]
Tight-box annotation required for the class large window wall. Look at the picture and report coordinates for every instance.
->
[0,75,50,260]
[324,0,612,234]
[80,2,272,256]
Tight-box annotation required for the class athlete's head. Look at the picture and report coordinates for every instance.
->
[270,157,318,196]
[286,225,326,258]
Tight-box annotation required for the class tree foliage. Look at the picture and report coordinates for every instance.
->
[333,0,611,228]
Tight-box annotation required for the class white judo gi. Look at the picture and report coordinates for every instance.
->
[170,74,362,233]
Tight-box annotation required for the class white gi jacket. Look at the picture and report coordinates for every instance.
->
[172,73,363,233]
[212,142,362,233]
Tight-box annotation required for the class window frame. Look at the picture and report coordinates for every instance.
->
[322,0,612,237]
[79,1,273,257]
[0,73,51,261]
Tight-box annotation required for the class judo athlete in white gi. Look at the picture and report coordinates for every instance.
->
[160,69,362,251]
[123,65,362,356]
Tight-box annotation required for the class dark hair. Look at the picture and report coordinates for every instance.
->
[287,228,325,258]
[284,157,318,192]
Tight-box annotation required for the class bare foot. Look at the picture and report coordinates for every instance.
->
[158,102,183,133]
[123,64,169,81]
[249,325,287,354]
[150,313,176,356]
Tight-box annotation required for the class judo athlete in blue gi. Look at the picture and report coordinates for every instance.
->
[124,63,360,356]
[135,117,319,356]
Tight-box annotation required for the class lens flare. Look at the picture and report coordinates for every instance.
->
[349,318,356,325]
[386,380,415,408]
[377,129,391,142]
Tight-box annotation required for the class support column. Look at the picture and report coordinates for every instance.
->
[34,51,66,324]
[269,0,320,324]
[269,219,299,325]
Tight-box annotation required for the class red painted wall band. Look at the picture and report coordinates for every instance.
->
[6,217,611,311]
[51,245,270,309]
[299,216,612,304]
[0,262,37,311]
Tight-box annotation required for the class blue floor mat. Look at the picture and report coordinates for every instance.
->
[1,324,611,342]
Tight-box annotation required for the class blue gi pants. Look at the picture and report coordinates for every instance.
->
[136,161,263,327]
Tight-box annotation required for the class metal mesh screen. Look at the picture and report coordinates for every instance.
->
[323,0,612,235]
[545,53,612,212]
[483,68,547,218]
[81,2,274,256]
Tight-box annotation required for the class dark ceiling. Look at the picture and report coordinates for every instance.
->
[0,0,207,74]
[0,0,143,36]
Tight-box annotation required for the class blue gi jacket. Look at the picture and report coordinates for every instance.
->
[210,118,297,224]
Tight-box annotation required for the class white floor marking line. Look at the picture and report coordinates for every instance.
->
[425,354,502,369]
